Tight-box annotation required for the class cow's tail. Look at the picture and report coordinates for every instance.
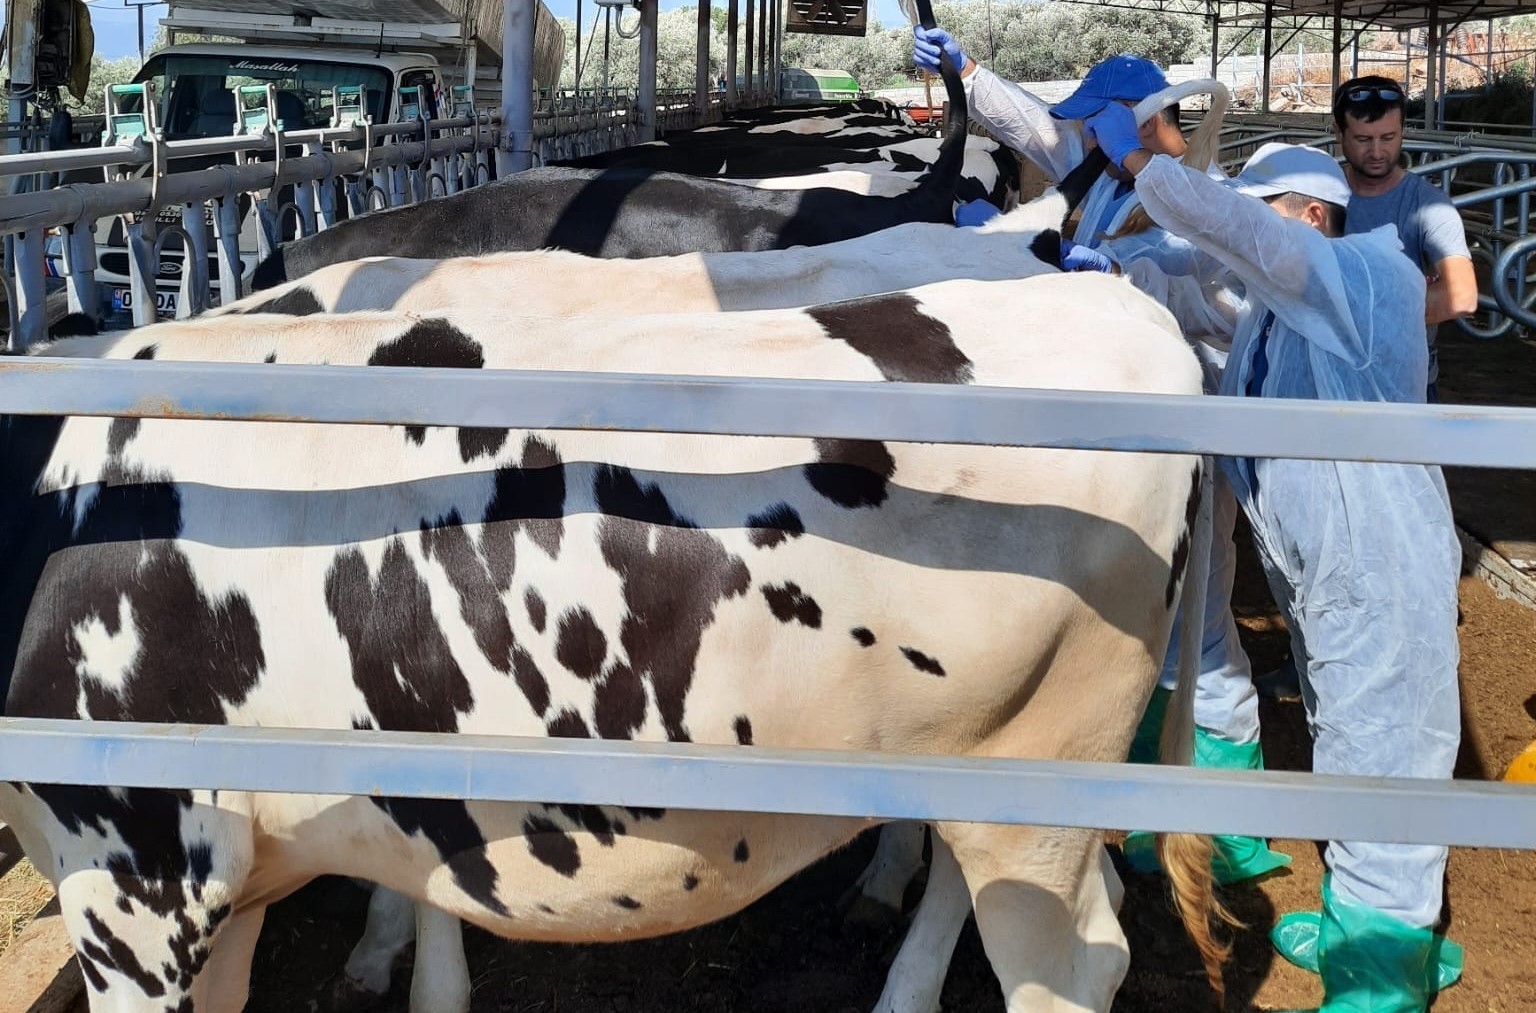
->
[901,0,968,223]
[1155,459,1238,1001]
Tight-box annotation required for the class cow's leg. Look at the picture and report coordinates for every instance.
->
[40,788,256,1011]
[339,888,470,1013]
[871,830,971,1013]
[410,902,470,1013]
[936,822,1127,1013]
[341,886,417,1002]
[841,821,927,926]
[197,904,268,1013]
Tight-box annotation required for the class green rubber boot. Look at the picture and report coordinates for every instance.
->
[1127,686,1172,765]
[1272,877,1459,1011]
[1123,728,1292,885]
[1273,877,1463,994]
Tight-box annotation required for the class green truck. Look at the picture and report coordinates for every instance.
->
[777,67,862,104]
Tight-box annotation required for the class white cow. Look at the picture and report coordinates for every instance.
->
[4,273,1224,1013]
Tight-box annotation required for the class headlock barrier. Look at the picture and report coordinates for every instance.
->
[0,359,1533,851]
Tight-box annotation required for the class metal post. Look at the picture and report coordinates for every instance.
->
[1331,0,1344,94]
[638,0,659,142]
[498,0,535,174]
[177,203,212,318]
[728,0,739,103]
[771,0,781,103]
[1437,22,1448,128]
[1261,4,1274,113]
[1209,3,1219,80]
[4,0,40,291]
[1486,17,1494,86]
[1425,1,1439,130]
[60,221,99,321]
[697,0,711,118]
[1351,37,1359,78]
[603,7,612,92]
[757,0,768,101]
[575,0,583,88]
[744,0,755,103]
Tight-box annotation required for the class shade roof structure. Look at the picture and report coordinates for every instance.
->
[1224,0,1536,29]
[1057,0,1536,30]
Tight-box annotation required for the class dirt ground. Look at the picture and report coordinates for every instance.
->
[6,330,1535,1013]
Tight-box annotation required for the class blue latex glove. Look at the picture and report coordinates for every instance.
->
[912,26,967,76]
[954,198,1001,228]
[1083,102,1143,170]
[1059,238,1114,273]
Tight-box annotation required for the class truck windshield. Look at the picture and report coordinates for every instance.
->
[132,54,392,139]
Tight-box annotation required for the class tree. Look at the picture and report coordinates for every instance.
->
[68,54,141,114]
[555,1,1208,94]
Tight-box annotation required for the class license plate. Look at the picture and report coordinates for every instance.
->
[112,288,179,317]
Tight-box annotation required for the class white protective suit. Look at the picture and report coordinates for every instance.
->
[964,67,1142,247]
[1131,152,1463,929]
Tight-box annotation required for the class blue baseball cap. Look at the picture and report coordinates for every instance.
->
[1050,54,1169,121]
[1227,142,1352,207]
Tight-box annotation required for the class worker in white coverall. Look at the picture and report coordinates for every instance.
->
[1084,111,1465,1011]
[912,27,1290,884]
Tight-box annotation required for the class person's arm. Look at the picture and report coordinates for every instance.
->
[963,66,1085,183]
[915,28,1084,182]
[1426,255,1477,325]
[1119,145,1375,365]
[1414,194,1477,325]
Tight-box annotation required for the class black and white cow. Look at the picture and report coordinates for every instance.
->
[250,61,972,289]
[213,191,1069,319]
[1,272,1224,1012]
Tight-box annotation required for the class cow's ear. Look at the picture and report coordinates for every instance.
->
[1028,229,1063,269]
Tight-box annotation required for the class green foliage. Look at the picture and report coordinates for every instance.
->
[69,54,142,114]
[937,1,1203,82]
[1408,63,1535,132]
[557,1,1208,93]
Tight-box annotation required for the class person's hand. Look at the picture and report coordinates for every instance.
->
[912,27,967,76]
[1059,239,1114,273]
[955,198,1001,227]
[1083,102,1143,170]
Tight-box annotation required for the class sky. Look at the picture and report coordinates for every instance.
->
[85,0,915,61]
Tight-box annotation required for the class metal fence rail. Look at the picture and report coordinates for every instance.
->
[0,90,746,349]
[0,359,1533,849]
[1,719,1530,848]
[4,358,1536,469]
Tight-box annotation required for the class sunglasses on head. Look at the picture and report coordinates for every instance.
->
[1340,85,1403,104]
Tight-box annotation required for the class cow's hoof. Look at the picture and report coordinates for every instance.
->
[325,973,391,1013]
[839,891,903,929]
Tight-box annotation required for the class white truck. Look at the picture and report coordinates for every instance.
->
[77,0,564,324]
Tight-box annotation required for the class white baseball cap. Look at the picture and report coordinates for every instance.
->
[1227,142,1352,208]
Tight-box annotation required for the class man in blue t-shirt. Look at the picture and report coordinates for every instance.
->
[1333,76,1476,402]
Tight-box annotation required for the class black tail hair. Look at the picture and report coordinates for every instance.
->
[902,0,970,224]
[1028,228,1063,268]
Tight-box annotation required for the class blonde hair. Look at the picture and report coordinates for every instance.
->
[1107,87,1230,239]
